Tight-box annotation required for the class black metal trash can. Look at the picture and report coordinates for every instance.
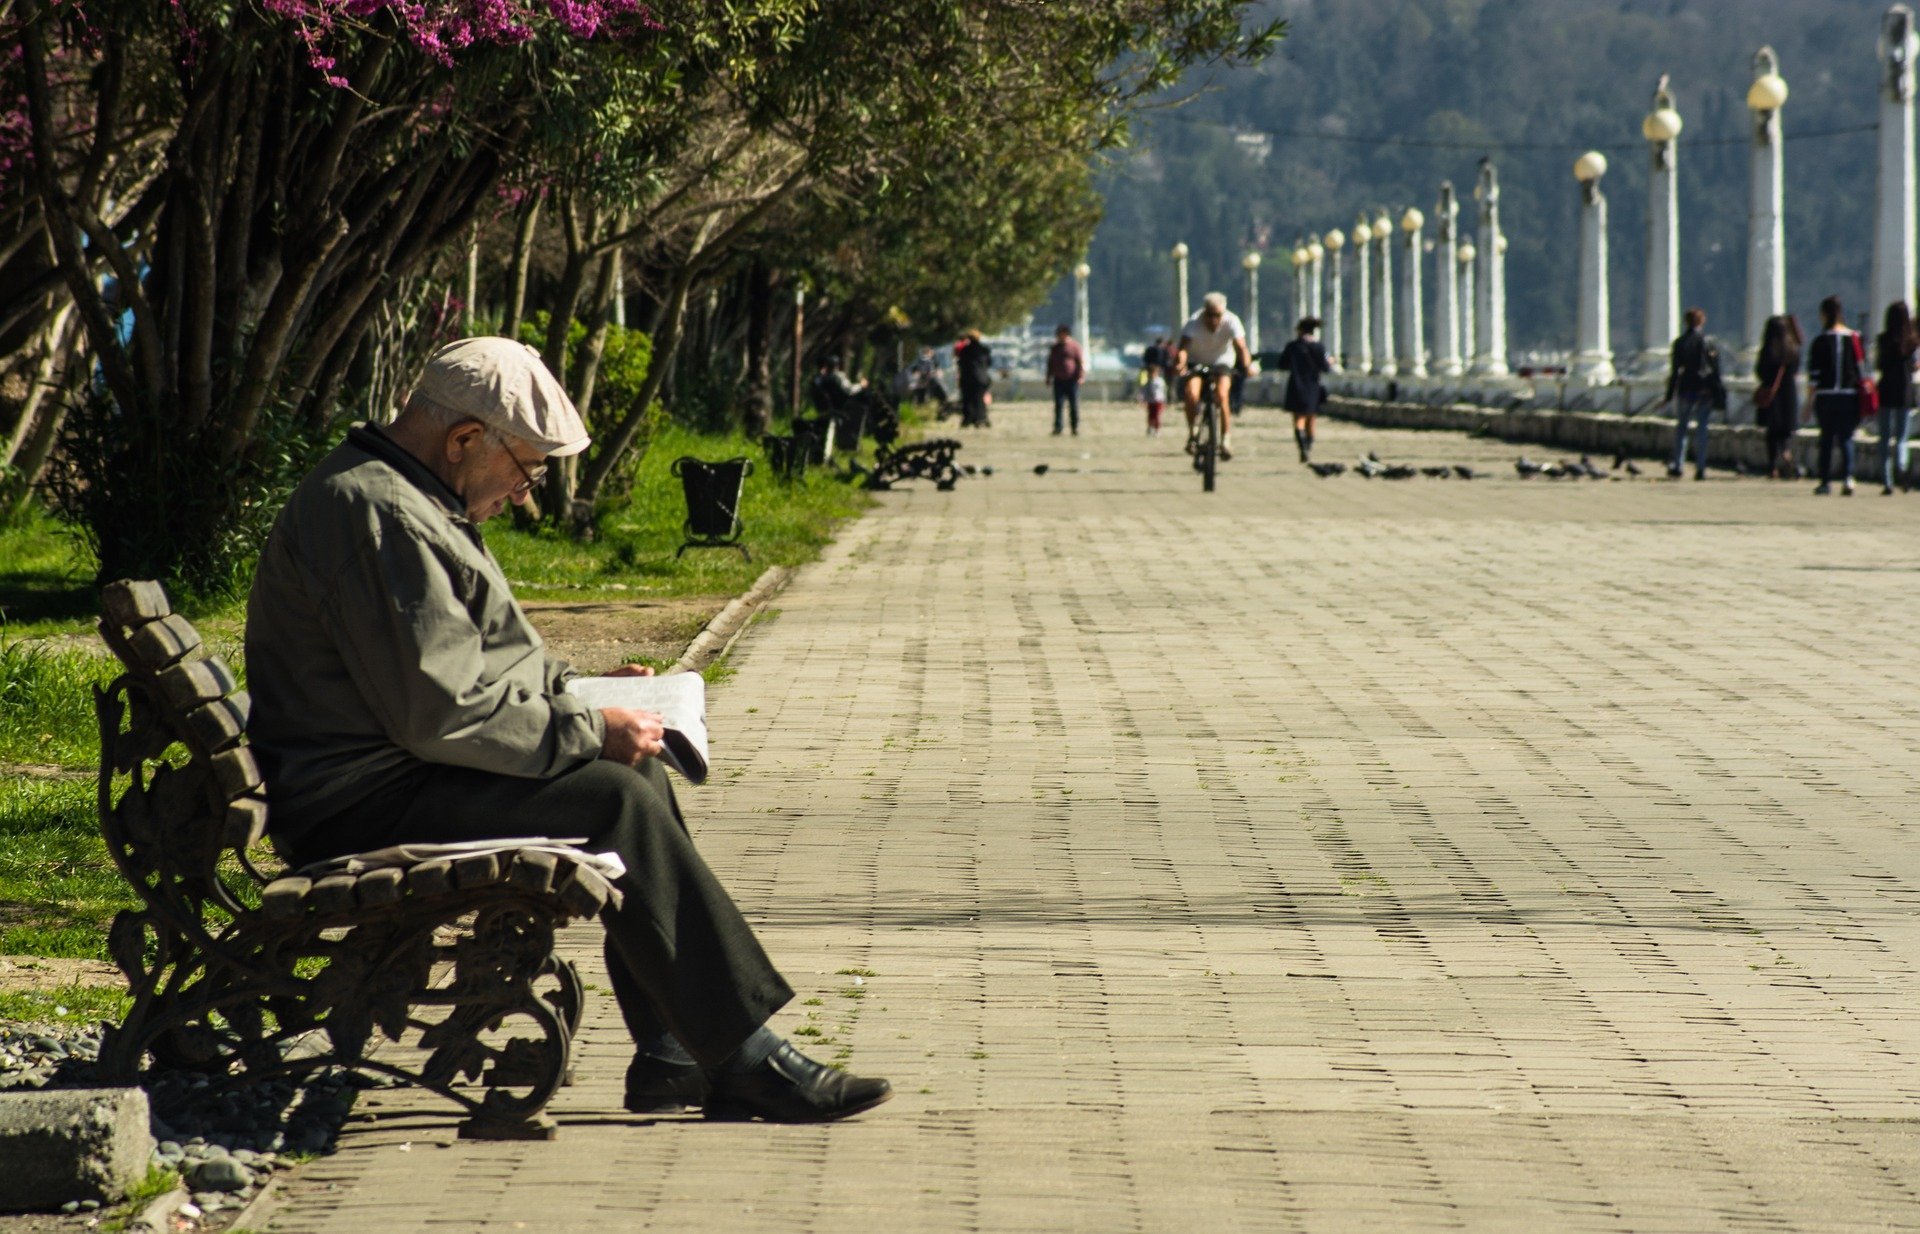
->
[672,456,753,559]
[762,434,808,482]
[794,415,837,465]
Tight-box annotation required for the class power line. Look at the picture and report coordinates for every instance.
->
[1146,109,1878,154]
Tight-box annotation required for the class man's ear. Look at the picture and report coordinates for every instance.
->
[445,421,486,463]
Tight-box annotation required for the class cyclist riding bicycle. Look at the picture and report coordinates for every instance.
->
[1175,291,1255,461]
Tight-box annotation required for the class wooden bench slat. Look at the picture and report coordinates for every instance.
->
[507,849,559,896]
[354,867,406,908]
[554,862,612,918]
[155,658,239,711]
[101,580,171,628]
[261,876,312,920]
[210,747,263,799]
[127,613,203,669]
[224,795,269,850]
[405,858,454,898]
[309,872,358,915]
[452,852,502,890]
[183,696,247,752]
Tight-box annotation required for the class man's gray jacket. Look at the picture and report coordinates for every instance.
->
[246,425,606,853]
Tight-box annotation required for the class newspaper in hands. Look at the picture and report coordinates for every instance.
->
[564,672,709,783]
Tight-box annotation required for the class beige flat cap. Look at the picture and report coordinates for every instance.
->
[414,337,590,458]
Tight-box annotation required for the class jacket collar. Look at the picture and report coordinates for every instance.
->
[347,423,468,521]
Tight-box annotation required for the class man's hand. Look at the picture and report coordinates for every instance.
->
[599,707,666,766]
[604,662,656,678]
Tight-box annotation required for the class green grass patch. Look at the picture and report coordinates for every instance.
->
[0,777,135,958]
[0,985,131,1028]
[0,639,122,768]
[490,421,871,604]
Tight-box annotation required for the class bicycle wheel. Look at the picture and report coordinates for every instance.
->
[1201,395,1218,492]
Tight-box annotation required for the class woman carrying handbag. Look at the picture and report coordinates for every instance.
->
[1806,295,1867,495]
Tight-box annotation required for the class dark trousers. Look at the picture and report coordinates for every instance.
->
[1815,393,1859,484]
[1051,379,1080,432]
[289,759,792,1067]
[960,382,989,426]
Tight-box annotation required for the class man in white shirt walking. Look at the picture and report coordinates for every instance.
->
[1175,292,1255,460]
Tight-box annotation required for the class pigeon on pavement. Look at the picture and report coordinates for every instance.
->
[1515,456,1544,477]
[1356,457,1386,478]
[1308,461,1347,477]
[1452,465,1479,480]
[1420,466,1452,478]
[1383,464,1418,480]
[1032,463,1049,475]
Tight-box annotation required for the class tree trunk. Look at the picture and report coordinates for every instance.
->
[740,262,774,437]
[503,192,542,340]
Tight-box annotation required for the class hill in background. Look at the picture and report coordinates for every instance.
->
[1036,0,1893,357]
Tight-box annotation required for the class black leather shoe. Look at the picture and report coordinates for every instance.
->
[704,1042,892,1123]
[625,1054,709,1113]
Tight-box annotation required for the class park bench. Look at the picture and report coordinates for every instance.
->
[89,580,621,1140]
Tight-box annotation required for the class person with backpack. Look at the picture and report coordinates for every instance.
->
[1875,301,1919,493]
[1661,307,1725,480]
[1807,295,1868,495]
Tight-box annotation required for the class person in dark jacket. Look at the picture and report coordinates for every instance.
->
[1279,317,1332,463]
[955,329,993,428]
[1754,314,1803,480]
[1807,295,1866,495]
[1662,307,1724,480]
[1875,300,1918,493]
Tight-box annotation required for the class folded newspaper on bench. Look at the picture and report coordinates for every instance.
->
[564,672,709,784]
[299,837,627,883]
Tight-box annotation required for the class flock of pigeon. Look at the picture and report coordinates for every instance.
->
[1307,451,1649,481]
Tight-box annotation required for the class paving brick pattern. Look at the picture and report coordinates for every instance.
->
[263,403,1920,1232]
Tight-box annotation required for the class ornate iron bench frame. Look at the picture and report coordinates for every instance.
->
[91,580,621,1140]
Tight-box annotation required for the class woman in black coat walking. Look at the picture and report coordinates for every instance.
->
[1754,314,1802,479]
[1279,317,1331,463]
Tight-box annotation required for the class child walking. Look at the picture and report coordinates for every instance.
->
[1143,366,1167,436]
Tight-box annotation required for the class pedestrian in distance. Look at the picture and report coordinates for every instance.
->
[1142,365,1167,436]
[1278,316,1331,463]
[1875,300,1919,494]
[1808,295,1867,495]
[955,329,993,429]
[1047,323,1088,436]
[1754,314,1803,480]
[1660,307,1725,480]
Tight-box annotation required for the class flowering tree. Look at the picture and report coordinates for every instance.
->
[7,0,660,588]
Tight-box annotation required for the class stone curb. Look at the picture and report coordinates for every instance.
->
[669,566,793,675]
[123,1185,188,1234]
[1321,394,1832,474]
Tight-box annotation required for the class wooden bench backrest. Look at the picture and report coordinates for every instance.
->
[96,580,270,909]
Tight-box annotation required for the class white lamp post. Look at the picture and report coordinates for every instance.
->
[1291,244,1309,322]
[1171,242,1190,331]
[1323,229,1346,369]
[1744,48,1788,369]
[1241,251,1262,355]
[1432,183,1462,377]
[1399,206,1427,378]
[1572,150,1617,384]
[1640,77,1683,374]
[1471,159,1509,376]
[1375,210,1397,377]
[1350,219,1372,372]
[1307,235,1326,320]
[1457,243,1477,372]
[1875,7,1918,329]
[1073,261,1092,354]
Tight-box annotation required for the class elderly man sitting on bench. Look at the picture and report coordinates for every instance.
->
[244,337,891,1123]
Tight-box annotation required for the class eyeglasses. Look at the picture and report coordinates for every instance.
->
[503,445,549,496]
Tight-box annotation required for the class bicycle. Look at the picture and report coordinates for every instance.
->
[1185,362,1228,492]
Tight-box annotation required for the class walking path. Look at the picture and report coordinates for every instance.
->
[261,400,1920,1232]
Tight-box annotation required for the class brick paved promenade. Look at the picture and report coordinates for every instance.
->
[265,400,1920,1232]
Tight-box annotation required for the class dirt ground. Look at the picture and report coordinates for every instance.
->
[0,956,119,994]
[520,595,722,674]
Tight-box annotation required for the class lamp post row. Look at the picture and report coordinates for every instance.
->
[1117,12,1916,384]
